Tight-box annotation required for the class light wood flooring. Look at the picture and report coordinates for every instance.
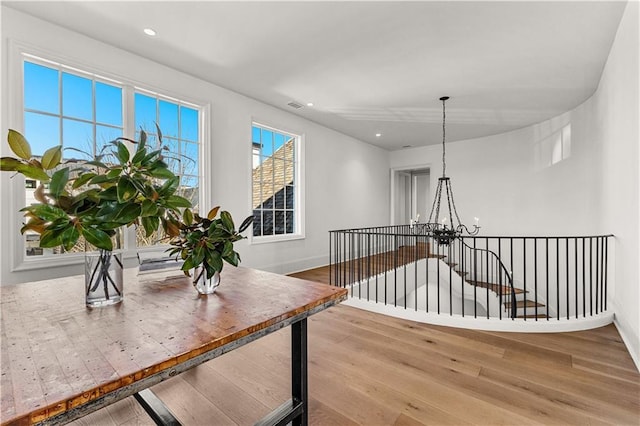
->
[71,266,639,426]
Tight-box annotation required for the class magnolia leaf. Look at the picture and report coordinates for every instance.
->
[222,241,234,257]
[220,211,234,232]
[140,199,159,217]
[14,163,50,182]
[112,203,142,224]
[207,206,220,220]
[116,141,130,164]
[41,146,63,170]
[61,226,80,251]
[117,176,138,202]
[166,195,192,209]
[141,216,159,236]
[131,146,147,165]
[33,184,47,204]
[72,172,96,189]
[96,186,118,201]
[7,130,31,160]
[82,227,113,251]
[39,228,65,248]
[20,217,46,234]
[49,168,70,198]
[106,167,122,179]
[183,208,193,226]
[238,215,254,233]
[148,166,175,179]
[22,204,67,221]
[155,123,163,143]
[223,251,239,267]
[158,176,179,197]
[164,218,180,238]
[0,157,23,171]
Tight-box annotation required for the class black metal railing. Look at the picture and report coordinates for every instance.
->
[329,225,613,321]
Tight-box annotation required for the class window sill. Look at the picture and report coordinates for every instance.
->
[12,249,140,272]
[249,234,305,245]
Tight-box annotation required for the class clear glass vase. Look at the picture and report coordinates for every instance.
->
[193,267,220,295]
[85,230,124,307]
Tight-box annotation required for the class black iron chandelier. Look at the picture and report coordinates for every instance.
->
[427,96,480,244]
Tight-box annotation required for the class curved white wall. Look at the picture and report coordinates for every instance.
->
[390,1,639,367]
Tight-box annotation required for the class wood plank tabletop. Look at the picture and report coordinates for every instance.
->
[0,267,347,426]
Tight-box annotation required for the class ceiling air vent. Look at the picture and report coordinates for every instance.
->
[287,101,303,109]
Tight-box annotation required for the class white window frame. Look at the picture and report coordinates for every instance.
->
[6,41,211,272]
[249,120,305,245]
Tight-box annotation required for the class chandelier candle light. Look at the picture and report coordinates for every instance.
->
[427,96,480,244]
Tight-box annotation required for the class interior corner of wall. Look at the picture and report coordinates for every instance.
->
[612,305,640,372]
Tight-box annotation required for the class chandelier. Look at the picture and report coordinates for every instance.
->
[427,96,480,244]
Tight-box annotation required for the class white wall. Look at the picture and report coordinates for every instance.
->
[596,1,639,368]
[0,7,389,284]
[390,1,639,366]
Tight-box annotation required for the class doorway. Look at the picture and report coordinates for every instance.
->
[392,168,430,225]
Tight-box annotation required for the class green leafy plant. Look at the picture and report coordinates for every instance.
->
[0,127,189,252]
[167,206,253,280]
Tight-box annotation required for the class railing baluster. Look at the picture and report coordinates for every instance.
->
[575,238,578,319]
[566,238,569,320]
[534,238,538,321]
[523,238,527,320]
[556,238,560,321]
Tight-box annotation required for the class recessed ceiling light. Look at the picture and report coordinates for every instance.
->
[143,28,157,36]
[375,133,382,137]
[306,102,314,107]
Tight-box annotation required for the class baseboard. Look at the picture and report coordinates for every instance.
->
[252,255,328,276]
[612,308,640,372]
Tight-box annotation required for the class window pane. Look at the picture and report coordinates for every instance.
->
[63,119,94,159]
[286,185,295,209]
[96,82,122,126]
[253,210,262,237]
[24,112,60,156]
[159,100,178,137]
[24,62,59,114]
[274,211,285,235]
[252,126,261,144]
[180,107,198,141]
[273,133,285,157]
[135,93,156,133]
[164,138,180,175]
[274,187,285,209]
[179,175,199,212]
[262,210,273,236]
[261,129,273,157]
[62,72,92,121]
[96,125,122,158]
[182,142,199,176]
[286,211,294,234]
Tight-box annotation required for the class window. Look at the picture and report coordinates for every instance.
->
[23,59,124,256]
[18,54,203,260]
[134,92,201,248]
[251,123,300,239]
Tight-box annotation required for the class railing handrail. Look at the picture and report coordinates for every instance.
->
[458,237,517,319]
[330,226,614,240]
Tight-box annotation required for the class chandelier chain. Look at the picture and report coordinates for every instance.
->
[442,97,446,178]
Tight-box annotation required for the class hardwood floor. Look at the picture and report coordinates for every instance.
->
[71,266,639,426]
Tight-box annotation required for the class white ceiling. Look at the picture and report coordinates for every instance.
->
[5,1,627,150]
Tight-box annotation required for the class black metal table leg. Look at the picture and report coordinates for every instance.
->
[134,389,182,426]
[255,317,308,426]
[292,318,308,426]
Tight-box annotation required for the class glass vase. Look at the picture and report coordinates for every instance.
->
[85,230,124,307]
[193,267,220,295]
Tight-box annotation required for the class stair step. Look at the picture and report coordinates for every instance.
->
[454,270,469,276]
[446,262,458,267]
[504,300,545,309]
[517,314,550,319]
[428,254,446,259]
[467,280,527,295]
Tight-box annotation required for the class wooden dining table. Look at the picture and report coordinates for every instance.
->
[0,266,347,426]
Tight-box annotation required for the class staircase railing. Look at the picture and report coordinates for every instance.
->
[448,238,517,319]
[329,225,613,321]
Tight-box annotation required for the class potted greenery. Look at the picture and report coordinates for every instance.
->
[1,127,189,306]
[167,206,253,294]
